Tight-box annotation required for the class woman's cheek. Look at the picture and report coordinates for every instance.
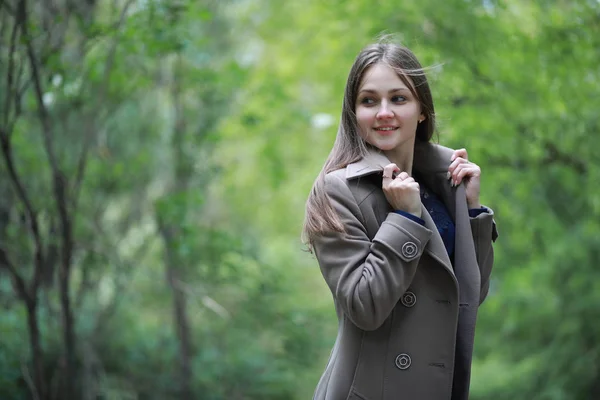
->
[356,108,374,129]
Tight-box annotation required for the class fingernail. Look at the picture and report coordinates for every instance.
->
[446,172,451,180]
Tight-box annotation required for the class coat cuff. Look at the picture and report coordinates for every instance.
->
[393,210,426,225]
[468,206,488,218]
[373,212,433,262]
[470,205,498,242]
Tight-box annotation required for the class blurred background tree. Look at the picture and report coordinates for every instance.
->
[1,0,599,399]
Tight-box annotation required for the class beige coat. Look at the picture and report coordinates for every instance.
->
[312,142,498,400]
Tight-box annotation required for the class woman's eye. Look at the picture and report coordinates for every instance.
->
[392,95,407,103]
[360,97,376,105]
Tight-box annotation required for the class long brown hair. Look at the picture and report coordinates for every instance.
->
[302,39,437,249]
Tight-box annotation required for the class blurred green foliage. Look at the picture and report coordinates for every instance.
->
[1,0,599,399]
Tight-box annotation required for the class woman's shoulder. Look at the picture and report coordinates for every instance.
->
[322,168,351,195]
[324,167,347,180]
[323,166,383,210]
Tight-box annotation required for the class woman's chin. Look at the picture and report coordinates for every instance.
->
[370,141,399,152]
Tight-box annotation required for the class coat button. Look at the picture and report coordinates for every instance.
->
[401,242,418,259]
[395,353,411,370]
[401,291,417,308]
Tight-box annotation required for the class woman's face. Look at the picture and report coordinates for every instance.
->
[355,63,423,153]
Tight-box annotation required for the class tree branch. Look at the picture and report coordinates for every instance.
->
[20,5,78,397]
[0,3,7,40]
[0,0,16,15]
[0,128,45,299]
[21,1,60,176]
[20,358,40,400]
[20,0,70,297]
[3,9,20,131]
[13,66,30,122]
[72,0,135,210]
[0,244,30,303]
[542,141,586,175]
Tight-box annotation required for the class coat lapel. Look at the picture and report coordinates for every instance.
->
[345,149,390,180]
[346,143,458,278]
[451,184,481,400]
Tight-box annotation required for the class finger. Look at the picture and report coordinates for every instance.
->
[450,163,467,185]
[382,163,400,185]
[451,163,468,184]
[396,171,410,181]
[408,182,420,191]
[448,157,469,175]
[451,148,468,162]
[453,162,480,177]
[455,166,480,185]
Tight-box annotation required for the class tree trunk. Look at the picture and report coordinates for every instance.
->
[25,296,47,400]
[159,53,194,399]
[58,256,77,400]
[57,178,77,400]
[164,246,193,400]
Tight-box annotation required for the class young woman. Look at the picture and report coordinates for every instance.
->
[303,40,498,400]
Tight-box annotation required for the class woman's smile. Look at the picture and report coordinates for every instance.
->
[373,125,399,135]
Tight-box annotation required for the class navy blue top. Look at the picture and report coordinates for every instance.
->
[394,182,486,258]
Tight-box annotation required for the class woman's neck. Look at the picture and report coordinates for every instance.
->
[383,140,415,176]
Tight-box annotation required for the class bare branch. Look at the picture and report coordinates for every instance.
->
[3,10,20,130]
[1,0,16,15]
[13,65,30,118]
[73,248,92,309]
[20,358,40,400]
[0,1,10,43]
[0,128,44,298]
[0,243,30,302]
[21,1,60,176]
[177,280,231,320]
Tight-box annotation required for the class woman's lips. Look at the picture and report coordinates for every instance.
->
[373,126,398,135]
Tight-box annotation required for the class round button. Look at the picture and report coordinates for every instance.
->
[401,291,417,308]
[401,242,418,259]
[395,353,411,370]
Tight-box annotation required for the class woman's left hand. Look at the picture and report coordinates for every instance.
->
[448,148,481,209]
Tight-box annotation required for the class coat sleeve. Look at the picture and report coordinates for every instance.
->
[469,206,498,304]
[313,173,433,331]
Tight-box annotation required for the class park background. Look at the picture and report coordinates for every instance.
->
[1,0,599,399]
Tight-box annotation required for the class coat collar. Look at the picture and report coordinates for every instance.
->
[345,141,455,180]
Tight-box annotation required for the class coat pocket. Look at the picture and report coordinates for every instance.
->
[346,388,369,400]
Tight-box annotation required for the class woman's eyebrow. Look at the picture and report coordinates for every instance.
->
[358,88,410,94]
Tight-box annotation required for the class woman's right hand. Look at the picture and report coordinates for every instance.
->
[382,163,422,218]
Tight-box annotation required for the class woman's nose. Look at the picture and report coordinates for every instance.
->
[376,102,394,119]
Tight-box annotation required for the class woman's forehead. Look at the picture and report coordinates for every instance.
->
[359,63,414,91]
